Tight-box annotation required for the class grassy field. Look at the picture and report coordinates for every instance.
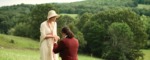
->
[60,14,78,19]
[142,50,150,60]
[0,34,39,49]
[137,4,150,9]
[0,34,101,60]
[0,48,101,60]
[0,34,150,60]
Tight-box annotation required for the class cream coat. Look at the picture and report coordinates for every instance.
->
[40,21,58,60]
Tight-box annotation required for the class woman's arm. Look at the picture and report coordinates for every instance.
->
[40,23,46,41]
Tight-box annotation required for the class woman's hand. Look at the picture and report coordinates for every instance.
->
[53,35,60,42]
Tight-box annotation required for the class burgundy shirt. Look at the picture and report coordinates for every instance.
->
[53,38,79,60]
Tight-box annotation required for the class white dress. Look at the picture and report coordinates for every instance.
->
[40,21,58,60]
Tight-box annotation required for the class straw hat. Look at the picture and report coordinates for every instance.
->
[47,10,59,19]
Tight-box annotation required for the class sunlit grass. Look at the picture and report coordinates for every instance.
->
[60,14,78,19]
[0,34,39,49]
[0,48,102,60]
[137,4,150,9]
[142,49,150,60]
[0,48,39,60]
[0,34,101,60]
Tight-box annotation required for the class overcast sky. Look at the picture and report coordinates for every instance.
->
[0,0,83,7]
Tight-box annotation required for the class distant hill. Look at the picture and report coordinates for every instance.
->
[0,0,149,37]
[0,0,137,14]
[55,0,137,14]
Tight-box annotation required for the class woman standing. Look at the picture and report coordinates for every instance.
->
[53,27,79,60]
[40,10,60,60]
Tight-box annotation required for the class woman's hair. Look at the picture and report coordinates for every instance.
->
[62,27,74,38]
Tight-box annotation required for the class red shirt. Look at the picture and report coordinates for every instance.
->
[53,38,79,60]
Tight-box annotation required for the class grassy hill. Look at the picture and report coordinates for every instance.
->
[137,4,150,9]
[0,34,101,60]
[60,14,78,19]
[0,34,39,49]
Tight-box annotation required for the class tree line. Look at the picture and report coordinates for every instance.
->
[0,0,150,60]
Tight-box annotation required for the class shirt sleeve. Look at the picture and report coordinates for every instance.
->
[53,40,65,53]
[40,23,46,42]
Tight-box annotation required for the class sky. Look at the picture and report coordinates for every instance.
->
[0,0,83,7]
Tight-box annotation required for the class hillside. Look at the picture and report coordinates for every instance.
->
[0,34,101,60]
[0,34,39,49]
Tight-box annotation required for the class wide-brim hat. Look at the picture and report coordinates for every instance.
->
[47,10,59,20]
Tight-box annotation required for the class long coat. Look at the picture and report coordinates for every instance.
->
[53,38,79,60]
[40,21,58,60]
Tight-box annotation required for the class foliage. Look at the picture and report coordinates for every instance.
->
[141,15,150,49]
[82,9,147,59]
[133,8,150,16]
[0,4,33,34]
[77,12,92,31]
[102,22,143,60]
[55,0,137,14]
[12,23,31,37]
[136,0,150,4]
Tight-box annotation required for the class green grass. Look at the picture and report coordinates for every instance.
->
[0,48,101,60]
[142,50,150,60]
[0,49,39,60]
[60,14,78,19]
[0,34,101,60]
[137,4,150,9]
[0,34,39,49]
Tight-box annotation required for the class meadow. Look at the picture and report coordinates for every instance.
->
[137,4,150,9]
[60,14,78,19]
[0,34,101,60]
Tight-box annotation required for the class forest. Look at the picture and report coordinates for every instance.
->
[0,0,150,60]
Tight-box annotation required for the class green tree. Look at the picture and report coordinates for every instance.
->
[57,15,76,36]
[102,22,143,60]
[82,21,105,56]
[0,12,14,34]
[13,23,31,37]
[141,15,150,48]
[77,12,92,31]
[82,9,147,58]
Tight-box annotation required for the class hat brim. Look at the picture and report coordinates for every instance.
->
[47,14,60,19]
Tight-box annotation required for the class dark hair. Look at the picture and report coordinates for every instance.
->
[62,27,74,38]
